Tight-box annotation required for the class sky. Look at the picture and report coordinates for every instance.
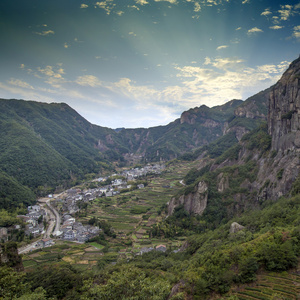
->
[0,0,299,129]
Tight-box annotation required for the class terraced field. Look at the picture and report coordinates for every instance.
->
[228,272,300,300]
[78,160,195,254]
[22,160,194,270]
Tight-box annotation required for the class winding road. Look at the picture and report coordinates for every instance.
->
[18,197,61,254]
[38,197,61,237]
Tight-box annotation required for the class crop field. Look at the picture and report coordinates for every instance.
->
[22,160,194,271]
[228,272,300,300]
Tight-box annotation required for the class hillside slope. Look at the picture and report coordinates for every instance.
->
[0,83,268,209]
[169,56,300,223]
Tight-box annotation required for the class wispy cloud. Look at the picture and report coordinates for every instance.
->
[0,57,291,128]
[269,25,284,30]
[173,58,289,107]
[95,1,115,15]
[261,8,272,17]
[80,4,88,8]
[76,75,102,87]
[216,45,228,50]
[278,4,293,21]
[247,27,263,34]
[154,0,178,4]
[293,25,300,39]
[135,0,148,4]
[37,65,64,79]
[194,2,201,12]
[34,30,55,36]
[8,79,34,90]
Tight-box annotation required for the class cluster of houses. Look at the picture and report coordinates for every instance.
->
[140,244,167,255]
[112,163,165,181]
[56,214,101,243]
[58,164,165,215]
[20,205,46,238]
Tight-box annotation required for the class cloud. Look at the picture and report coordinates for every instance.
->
[278,4,293,21]
[173,58,290,107]
[261,8,272,16]
[154,0,178,4]
[247,27,263,34]
[216,45,228,50]
[95,1,115,15]
[80,4,88,8]
[64,43,69,48]
[236,27,242,31]
[293,25,300,39]
[135,0,148,4]
[76,75,102,87]
[20,64,25,69]
[2,56,291,129]
[269,25,284,30]
[242,0,249,4]
[194,2,201,12]
[37,66,64,79]
[116,11,124,16]
[8,79,34,90]
[35,30,55,36]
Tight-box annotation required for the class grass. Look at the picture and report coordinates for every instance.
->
[89,242,105,249]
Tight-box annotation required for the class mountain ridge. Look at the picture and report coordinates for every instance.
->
[0,75,269,209]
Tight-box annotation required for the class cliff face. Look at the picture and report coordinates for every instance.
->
[268,57,300,152]
[233,57,300,202]
[254,56,300,200]
[168,181,208,216]
[168,56,300,217]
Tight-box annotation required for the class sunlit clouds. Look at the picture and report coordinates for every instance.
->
[0,0,300,128]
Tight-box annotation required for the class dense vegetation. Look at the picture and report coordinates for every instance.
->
[1,194,299,299]
[2,91,289,299]
[0,95,267,211]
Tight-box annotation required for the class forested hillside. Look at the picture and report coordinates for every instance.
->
[0,89,268,210]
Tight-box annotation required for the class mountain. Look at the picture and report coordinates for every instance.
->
[168,56,300,222]
[0,99,118,208]
[0,79,269,209]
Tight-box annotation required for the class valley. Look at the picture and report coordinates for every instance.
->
[1,56,300,299]
[20,160,194,265]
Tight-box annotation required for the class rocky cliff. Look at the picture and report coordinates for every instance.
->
[168,181,208,216]
[268,56,300,152]
[168,56,300,217]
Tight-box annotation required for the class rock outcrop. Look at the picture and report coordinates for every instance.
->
[230,222,245,233]
[268,56,300,152]
[235,87,270,120]
[168,181,208,216]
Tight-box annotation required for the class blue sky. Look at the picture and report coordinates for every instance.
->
[0,0,299,128]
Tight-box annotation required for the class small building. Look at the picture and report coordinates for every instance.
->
[64,230,75,240]
[41,238,53,247]
[140,247,154,254]
[156,244,167,252]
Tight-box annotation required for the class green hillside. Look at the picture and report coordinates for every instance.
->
[0,94,268,209]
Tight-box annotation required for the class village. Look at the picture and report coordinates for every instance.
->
[1,164,165,252]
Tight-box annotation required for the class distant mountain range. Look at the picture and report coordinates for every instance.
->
[0,73,270,209]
